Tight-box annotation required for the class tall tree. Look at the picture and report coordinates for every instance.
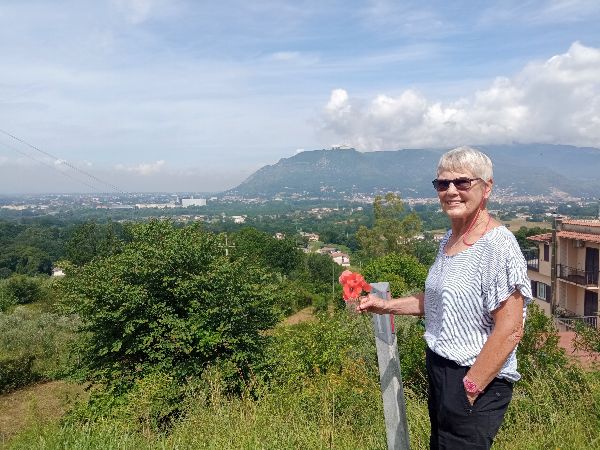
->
[356,193,422,258]
[65,221,125,266]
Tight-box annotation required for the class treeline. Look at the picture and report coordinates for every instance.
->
[0,219,126,277]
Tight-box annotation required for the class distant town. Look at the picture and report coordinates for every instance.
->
[1,189,598,219]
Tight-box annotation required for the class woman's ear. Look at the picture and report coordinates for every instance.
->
[483,179,493,199]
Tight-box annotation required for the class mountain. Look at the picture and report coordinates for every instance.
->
[229,144,600,198]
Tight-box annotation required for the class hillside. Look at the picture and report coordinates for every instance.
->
[230,144,600,198]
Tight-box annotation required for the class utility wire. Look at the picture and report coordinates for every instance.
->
[0,128,125,194]
[0,139,103,192]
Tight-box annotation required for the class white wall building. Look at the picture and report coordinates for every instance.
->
[331,252,350,267]
[181,198,207,207]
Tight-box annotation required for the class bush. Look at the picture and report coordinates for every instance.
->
[395,316,427,396]
[0,354,36,393]
[573,321,600,354]
[259,312,377,388]
[0,274,45,308]
[60,221,280,392]
[363,253,428,297]
[517,303,571,379]
[275,279,318,316]
[0,307,79,393]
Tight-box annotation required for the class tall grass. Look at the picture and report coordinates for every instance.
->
[7,370,599,449]
[5,311,600,449]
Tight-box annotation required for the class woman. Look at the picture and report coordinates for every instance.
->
[358,146,531,450]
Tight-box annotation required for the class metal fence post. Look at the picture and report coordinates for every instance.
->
[370,282,410,450]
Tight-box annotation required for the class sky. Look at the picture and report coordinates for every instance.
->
[1,0,600,193]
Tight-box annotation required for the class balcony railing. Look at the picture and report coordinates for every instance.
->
[557,264,599,287]
[555,315,598,330]
[523,249,539,271]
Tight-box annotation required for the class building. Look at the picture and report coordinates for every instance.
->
[524,233,553,315]
[331,251,350,267]
[300,232,320,242]
[317,246,338,255]
[181,198,207,207]
[525,219,599,329]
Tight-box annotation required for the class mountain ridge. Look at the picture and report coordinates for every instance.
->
[229,144,600,198]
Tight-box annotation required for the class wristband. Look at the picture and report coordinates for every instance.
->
[463,376,483,394]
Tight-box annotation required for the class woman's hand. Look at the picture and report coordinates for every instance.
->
[357,293,388,314]
[466,391,478,406]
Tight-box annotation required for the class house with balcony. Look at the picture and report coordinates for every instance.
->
[524,232,553,316]
[525,219,600,330]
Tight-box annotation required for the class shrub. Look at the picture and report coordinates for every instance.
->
[0,274,45,307]
[259,312,377,388]
[395,316,427,396]
[573,321,600,354]
[363,253,428,297]
[275,279,318,316]
[517,302,571,379]
[60,221,280,392]
[0,307,79,393]
[0,354,36,393]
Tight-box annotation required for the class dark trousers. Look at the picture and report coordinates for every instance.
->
[426,348,513,450]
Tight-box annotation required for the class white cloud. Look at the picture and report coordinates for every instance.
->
[115,160,166,175]
[318,42,600,150]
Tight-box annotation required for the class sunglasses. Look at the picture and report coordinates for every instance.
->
[431,177,482,192]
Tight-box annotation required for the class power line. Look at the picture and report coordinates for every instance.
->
[0,139,103,192]
[0,128,125,194]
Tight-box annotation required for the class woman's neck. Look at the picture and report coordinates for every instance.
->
[451,209,488,238]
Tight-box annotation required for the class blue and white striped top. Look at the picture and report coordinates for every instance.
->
[424,226,532,382]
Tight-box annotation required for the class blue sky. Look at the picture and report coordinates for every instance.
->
[1,0,600,193]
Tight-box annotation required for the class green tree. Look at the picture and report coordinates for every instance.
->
[362,253,428,297]
[411,236,439,266]
[514,226,551,250]
[356,193,422,258]
[65,221,125,266]
[60,221,280,389]
[232,227,302,276]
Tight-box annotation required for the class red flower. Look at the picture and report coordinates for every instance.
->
[338,270,371,301]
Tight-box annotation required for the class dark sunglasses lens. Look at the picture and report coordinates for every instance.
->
[453,179,472,190]
[432,179,450,191]
[432,178,474,191]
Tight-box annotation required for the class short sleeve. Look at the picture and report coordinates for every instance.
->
[485,231,533,313]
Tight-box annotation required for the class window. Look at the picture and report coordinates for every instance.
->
[543,244,549,262]
[537,283,546,300]
[534,282,551,302]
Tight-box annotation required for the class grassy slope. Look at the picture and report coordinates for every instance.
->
[2,310,599,450]
[4,373,599,450]
[0,381,86,446]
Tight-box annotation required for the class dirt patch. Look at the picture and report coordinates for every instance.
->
[0,381,87,444]
[280,306,317,326]
[558,331,600,370]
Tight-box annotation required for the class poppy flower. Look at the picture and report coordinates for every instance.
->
[339,270,371,301]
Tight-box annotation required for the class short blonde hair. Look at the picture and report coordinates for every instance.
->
[437,146,493,181]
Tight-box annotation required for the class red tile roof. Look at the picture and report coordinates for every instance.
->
[556,231,600,244]
[527,233,553,243]
[561,219,600,227]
